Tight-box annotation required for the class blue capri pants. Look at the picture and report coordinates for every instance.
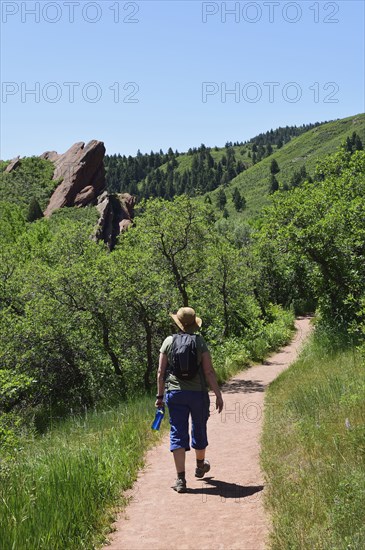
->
[165,390,210,452]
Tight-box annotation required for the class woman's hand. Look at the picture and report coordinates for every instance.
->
[215,394,224,413]
[155,397,164,408]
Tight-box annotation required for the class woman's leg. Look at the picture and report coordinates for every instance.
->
[165,391,190,486]
[165,391,190,492]
[190,392,211,477]
[195,448,206,460]
[173,447,186,474]
[190,391,210,452]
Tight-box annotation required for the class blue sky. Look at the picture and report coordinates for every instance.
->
[1,0,364,159]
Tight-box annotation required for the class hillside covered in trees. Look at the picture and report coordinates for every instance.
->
[104,115,365,221]
[104,121,326,199]
[1,113,365,549]
[1,113,364,430]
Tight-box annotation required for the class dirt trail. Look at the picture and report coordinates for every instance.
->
[105,317,312,550]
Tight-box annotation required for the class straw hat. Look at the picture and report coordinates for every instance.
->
[169,307,202,333]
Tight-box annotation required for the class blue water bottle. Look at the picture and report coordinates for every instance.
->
[151,406,165,431]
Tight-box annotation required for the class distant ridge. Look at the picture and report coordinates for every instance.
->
[103,115,364,221]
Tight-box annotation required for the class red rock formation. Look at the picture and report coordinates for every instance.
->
[44,140,105,217]
[93,192,135,249]
[39,151,60,163]
[39,139,136,248]
[74,185,96,207]
[5,156,20,173]
[119,193,136,221]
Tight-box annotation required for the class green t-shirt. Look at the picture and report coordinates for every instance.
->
[160,333,209,392]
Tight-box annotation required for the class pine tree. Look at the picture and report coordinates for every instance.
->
[232,187,245,211]
[258,145,265,160]
[216,162,223,184]
[221,172,230,186]
[343,132,363,154]
[191,156,199,172]
[290,171,302,188]
[226,162,236,180]
[270,159,280,175]
[216,188,227,210]
[236,160,245,174]
[269,175,279,194]
[300,165,307,180]
[353,132,363,151]
[129,181,138,195]
[345,136,353,153]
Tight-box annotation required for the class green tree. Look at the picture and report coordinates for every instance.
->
[353,133,363,151]
[269,175,279,194]
[0,219,129,414]
[216,188,227,210]
[26,197,43,222]
[344,132,363,153]
[111,240,174,389]
[232,187,246,211]
[270,159,280,175]
[259,149,365,327]
[132,196,211,307]
[0,158,55,211]
[199,236,257,338]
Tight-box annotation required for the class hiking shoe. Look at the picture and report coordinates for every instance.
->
[195,459,210,478]
[173,478,187,493]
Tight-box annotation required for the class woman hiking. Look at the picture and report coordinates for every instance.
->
[155,307,224,493]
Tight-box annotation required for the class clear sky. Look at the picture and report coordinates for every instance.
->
[1,0,364,159]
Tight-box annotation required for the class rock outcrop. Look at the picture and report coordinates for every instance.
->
[5,156,20,173]
[74,185,96,207]
[5,139,135,248]
[39,151,59,163]
[94,192,135,249]
[43,140,106,217]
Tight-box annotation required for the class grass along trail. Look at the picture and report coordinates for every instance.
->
[104,317,312,550]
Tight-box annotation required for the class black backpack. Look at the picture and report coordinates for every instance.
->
[168,333,199,380]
